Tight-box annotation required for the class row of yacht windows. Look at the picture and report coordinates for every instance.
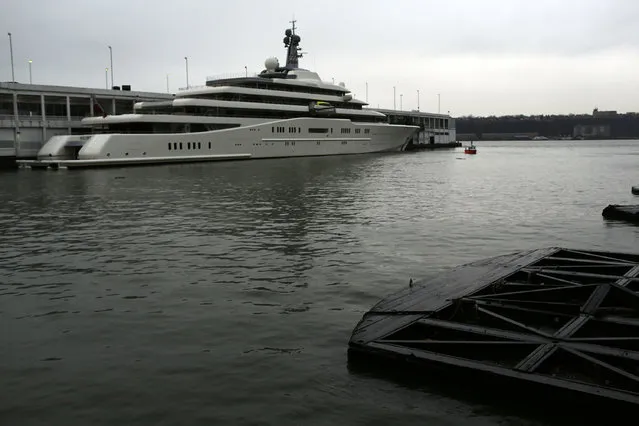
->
[137,106,385,122]
[168,141,212,150]
[207,80,348,97]
[274,127,371,134]
[92,122,240,134]
[165,140,355,151]
[184,93,361,110]
[274,126,302,133]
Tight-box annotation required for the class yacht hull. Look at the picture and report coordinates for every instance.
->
[23,119,419,169]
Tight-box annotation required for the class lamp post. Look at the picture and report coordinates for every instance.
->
[438,93,441,114]
[244,65,247,77]
[8,32,15,82]
[108,45,113,88]
[400,93,403,111]
[166,74,169,93]
[393,86,396,110]
[185,56,189,88]
[105,68,108,89]
[417,89,420,111]
[28,60,32,84]
[365,82,368,103]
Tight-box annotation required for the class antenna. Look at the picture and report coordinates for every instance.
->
[283,19,303,69]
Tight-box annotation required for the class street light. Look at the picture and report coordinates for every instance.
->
[438,93,441,114]
[365,82,368,103]
[28,60,32,84]
[244,65,247,77]
[8,32,15,82]
[108,45,114,88]
[105,68,108,89]
[184,56,189,88]
[393,86,396,110]
[400,94,403,111]
[417,89,420,112]
[166,74,170,93]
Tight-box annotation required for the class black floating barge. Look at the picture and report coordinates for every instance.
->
[602,204,639,223]
[349,247,639,408]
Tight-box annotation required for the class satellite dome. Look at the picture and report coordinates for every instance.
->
[292,35,301,43]
[285,29,292,36]
[265,57,279,70]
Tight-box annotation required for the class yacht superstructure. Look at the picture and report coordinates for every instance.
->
[23,22,419,169]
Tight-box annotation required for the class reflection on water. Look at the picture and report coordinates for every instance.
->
[1,141,638,425]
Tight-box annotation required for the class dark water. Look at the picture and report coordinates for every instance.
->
[1,140,638,425]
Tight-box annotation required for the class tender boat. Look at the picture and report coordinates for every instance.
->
[464,142,477,154]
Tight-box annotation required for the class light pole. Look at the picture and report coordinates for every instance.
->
[185,56,189,88]
[417,90,420,112]
[166,74,169,93]
[393,86,396,110]
[28,60,32,84]
[8,32,15,82]
[365,82,368,103]
[400,94,403,111]
[244,65,247,77]
[108,45,113,88]
[438,93,441,114]
[105,68,108,89]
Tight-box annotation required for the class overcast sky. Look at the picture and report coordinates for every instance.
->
[2,0,638,116]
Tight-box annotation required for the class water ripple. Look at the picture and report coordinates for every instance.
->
[1,142,639,425]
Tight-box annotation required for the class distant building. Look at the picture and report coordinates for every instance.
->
[592,108,617,118]
[573,123,611,139]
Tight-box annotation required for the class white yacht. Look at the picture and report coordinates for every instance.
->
[25,22,419,169]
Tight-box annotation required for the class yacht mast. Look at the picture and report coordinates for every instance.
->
[283,20,303,69]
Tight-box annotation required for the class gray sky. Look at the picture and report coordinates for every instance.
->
[2,0,638,116]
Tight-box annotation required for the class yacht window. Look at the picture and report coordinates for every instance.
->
[188,142,191,149]
[198,142,201,149]
[179,142,183,150]
[168,143,171,150]
[308,128,329,133]
[208,142,211,149]
[173,142,177,150]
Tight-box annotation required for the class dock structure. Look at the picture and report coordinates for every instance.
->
[349,247,639,408]
[371,108,457,149]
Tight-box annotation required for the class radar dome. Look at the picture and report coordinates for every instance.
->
[292,34,301,43]
[339,82,346,87]
[265,57,279,70]
[285,29,292,36]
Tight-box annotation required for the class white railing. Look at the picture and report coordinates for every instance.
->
[206,72,259,81]
[177,85,208,91]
